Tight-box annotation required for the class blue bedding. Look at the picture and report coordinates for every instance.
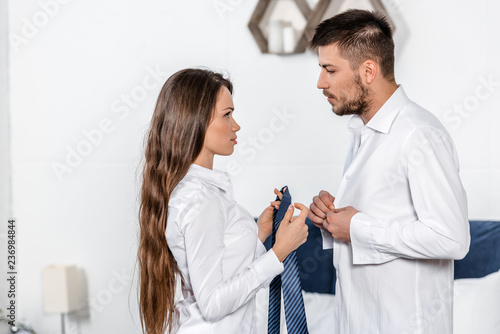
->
[264,219,500,294]
[454,220,500,279]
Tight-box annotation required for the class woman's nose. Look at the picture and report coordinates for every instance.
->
[232,118,241,132]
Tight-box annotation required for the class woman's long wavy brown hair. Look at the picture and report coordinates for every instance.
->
[138,68,232,334]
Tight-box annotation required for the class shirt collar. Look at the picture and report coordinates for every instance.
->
[186,163,232,192]
[347,85,409,134]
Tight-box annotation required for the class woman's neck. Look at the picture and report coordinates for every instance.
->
[193,151,214,170]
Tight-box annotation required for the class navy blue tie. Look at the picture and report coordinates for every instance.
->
[268,186,309,334]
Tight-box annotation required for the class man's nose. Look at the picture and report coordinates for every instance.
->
[317,71,329,89]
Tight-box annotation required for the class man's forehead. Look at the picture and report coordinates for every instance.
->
[318,44,345,65]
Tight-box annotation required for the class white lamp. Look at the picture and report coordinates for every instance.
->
[42,265,81,334]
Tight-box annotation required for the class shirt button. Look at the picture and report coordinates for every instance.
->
[345,175,350,180]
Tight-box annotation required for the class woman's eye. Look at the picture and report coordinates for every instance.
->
[224,112,231,118]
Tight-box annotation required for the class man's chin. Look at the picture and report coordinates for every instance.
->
[332,107,352,117]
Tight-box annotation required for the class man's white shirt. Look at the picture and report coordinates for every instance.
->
[321,86,470,334]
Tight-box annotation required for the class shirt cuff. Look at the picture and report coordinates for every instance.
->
[350,212,397,265]
[320,228,334,249]
[251,248,284,288]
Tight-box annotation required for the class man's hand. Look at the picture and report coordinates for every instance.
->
[308,190,336,229]
[323,206,359,243]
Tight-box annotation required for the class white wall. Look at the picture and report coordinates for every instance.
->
[0,0,12,324]
[6,0,500,333]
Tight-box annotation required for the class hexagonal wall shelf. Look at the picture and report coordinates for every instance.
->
[248,0,396,55]
[248,0,330,54]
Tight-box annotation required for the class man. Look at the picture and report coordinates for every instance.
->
[307,9,470,334]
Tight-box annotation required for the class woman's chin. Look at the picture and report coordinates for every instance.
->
[217,148,235,156]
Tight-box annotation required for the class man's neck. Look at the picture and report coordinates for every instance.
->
[360,82,399,124]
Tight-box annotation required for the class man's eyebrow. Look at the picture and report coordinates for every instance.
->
[320,64,336,68]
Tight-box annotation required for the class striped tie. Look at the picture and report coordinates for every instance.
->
[268,186,309,334]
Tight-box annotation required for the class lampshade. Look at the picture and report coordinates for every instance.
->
[42,265,81,313]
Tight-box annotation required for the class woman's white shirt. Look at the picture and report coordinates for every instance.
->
[166,164,284,334]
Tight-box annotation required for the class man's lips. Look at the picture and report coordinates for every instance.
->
[323,92,335,101]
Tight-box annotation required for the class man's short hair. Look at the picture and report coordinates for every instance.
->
[310,9,395,81]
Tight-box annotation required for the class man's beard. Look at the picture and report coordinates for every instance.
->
[325,75,371,117]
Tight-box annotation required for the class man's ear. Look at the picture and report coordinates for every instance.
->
[360,60,377,84]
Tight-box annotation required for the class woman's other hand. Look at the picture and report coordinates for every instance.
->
[272,203,309,262]
[257,188,283,243]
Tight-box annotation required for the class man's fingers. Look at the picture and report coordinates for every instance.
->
[313,222,324,229]
[309,203,326,219]
[307,212,326,228]
[326,210,336,223]
[311,199,328,218]
[308,208,328,224]
[319,190,336,211]
[308,214,324,224]
[319,190,335,204]
[322,221,331,231]
[313,195,332,216]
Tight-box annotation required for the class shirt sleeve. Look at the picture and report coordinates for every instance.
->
[255,236,267,256]
[350,127,470,265]
[180,193,284,322]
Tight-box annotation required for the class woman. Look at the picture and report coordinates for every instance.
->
[138,68,309,334]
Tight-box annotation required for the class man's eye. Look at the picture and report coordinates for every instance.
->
[327,70,335,74]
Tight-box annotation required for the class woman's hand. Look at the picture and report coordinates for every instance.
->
[272,203,309,262]
[257,188,283,243]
